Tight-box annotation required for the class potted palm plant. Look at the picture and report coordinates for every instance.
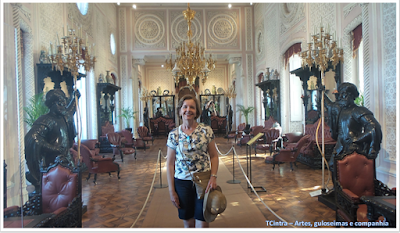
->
[23,92,49,128]
[236,104,255,134]
[118,107,137,132]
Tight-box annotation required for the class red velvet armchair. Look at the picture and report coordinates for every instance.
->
[71,143,120,184]
[80,139,100,157]
[107,132,136,162]
[264,116,277,129]
[4,158,83,227]
[250,126,265,142]
[226,123,246,142]
[265,135,310,171]
[282,132,304,149]
[234,123,248,145]
[117,129,145,151]
[334,151,396,226]
[255,128,280,155]
[137,126,154,145]
[297,119,337,168]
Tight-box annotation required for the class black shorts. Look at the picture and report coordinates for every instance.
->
[174,178,205,221]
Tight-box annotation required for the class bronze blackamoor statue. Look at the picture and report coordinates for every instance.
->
[324,82,382,172]
[25,89,80,192]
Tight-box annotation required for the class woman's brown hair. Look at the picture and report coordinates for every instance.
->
[177,94,201,120]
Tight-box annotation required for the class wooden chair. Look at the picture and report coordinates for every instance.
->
[235,123,248,146]
[137,126,154,145]
[264,116,277,129]
[334,151,396,225]
[4,157,83,227]
[265,135,310,170]
[80,139,100,157]
[255,128,280,155]
[226,123,246,142]
[211,117,220,135]
[71,143,120,185]
[250,126,265,143]
[107,132,136,162]
[157,120,168,137]
[117,129,145,151]
[99,121,115,153]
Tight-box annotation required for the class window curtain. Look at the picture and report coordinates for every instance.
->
[352,24,362,58]
[284,43,302,68]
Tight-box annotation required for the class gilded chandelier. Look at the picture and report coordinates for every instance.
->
[301,24,344,72]
[49,24,96,77]
[165,3,216,86]
[48,22,96,162]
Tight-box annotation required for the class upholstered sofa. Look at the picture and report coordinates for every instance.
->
[150,116,175,137]
[296,119,336,168]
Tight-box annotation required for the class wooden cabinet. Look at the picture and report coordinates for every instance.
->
[199,94,226,117]
[150,95,175,120]
[36,63,85,98]
[256,80,281,124]
[149,95,175,137]
[96,83,121,140]
[290,62,342,124]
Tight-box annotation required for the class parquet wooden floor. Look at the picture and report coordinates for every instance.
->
[81,136,335,228]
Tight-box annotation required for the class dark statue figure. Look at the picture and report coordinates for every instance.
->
[324,82,382,171]
[143,103,149,129]
[25,89,80,192]
[202,100,214,126]
[155,107,163,118]
[226,103,233,134]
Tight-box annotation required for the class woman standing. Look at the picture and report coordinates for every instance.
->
[166,94,219,228]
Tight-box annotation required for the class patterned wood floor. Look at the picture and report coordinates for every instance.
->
[81,136,335,228]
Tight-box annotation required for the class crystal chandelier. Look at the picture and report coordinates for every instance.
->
[165,3,216,86]
[301,24,344,72]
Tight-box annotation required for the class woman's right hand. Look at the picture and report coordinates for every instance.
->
[170,191,180,209]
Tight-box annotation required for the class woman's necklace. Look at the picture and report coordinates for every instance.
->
[181,122,197,135]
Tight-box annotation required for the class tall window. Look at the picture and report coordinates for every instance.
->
[76,3,89,15]
[74,66,88,139]
[357,40,364,94]
[289,54,302,121]
[110,33,116,55]
[352,24,364,97]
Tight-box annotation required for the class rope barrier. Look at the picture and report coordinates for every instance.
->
[214,141,234,156]
[214,143,296,228]
[130,149,161,228]
[130,142,298,228]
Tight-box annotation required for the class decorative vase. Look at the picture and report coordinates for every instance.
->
[265,68,270,81]
[98,73,104,83]
[105,71,111,83]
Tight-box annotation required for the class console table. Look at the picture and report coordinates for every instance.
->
[360,196,396,227]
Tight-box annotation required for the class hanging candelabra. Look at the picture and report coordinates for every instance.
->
[300,24,344,72]
[165,3,216,86]
[48,23,96,162]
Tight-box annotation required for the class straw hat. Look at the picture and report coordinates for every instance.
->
[203,186,227,222]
